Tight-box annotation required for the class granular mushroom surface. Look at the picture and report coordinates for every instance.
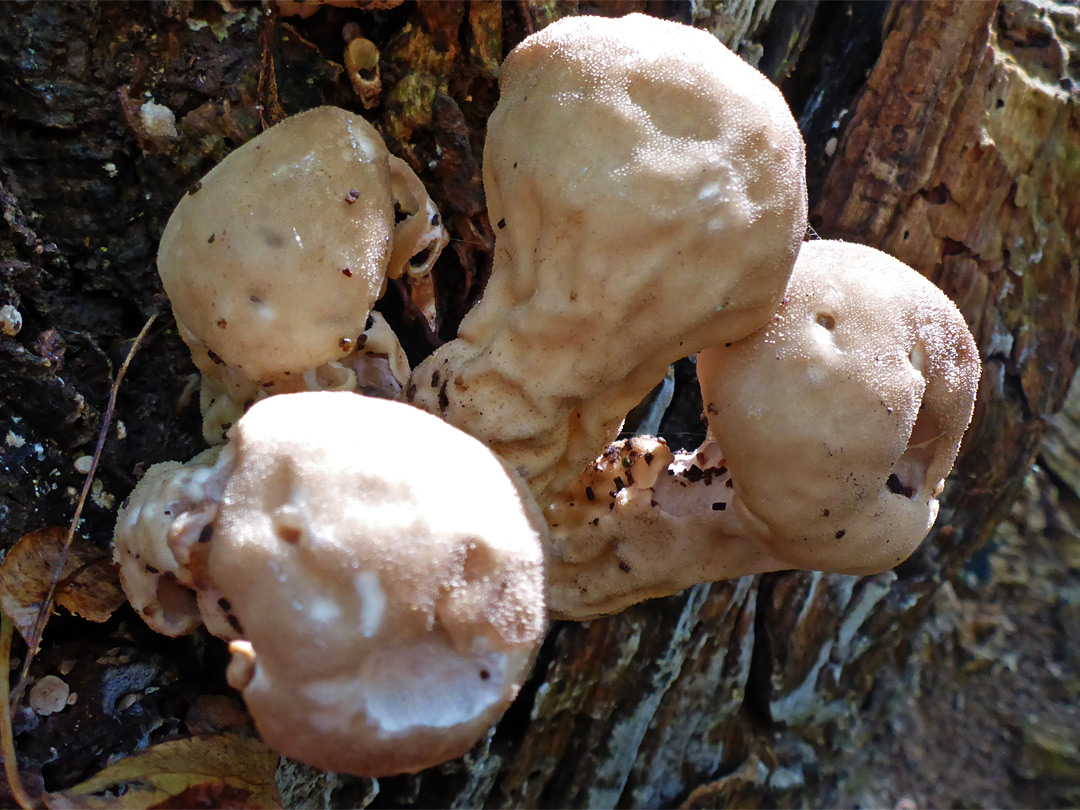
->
[114,392,549,776]
[409,13,807,505]
[157,106,446,443]
[545,240,981,618]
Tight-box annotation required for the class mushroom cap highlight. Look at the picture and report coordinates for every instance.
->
[158,106,394,385]
[205,392,548,776]
[698,239,981,574]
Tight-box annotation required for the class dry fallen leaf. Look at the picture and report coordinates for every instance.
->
[45,734,282,810]
[0,527,126,647]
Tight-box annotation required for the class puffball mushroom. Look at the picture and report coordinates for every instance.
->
[158,106,446,443]
[408,13,807,506]
[546,240,981,619]
[114,392,548,776]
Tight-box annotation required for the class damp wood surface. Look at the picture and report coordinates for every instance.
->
[1,1,1078,807]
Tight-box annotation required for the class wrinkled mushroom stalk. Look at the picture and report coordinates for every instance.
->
[157,107,447,445]
[114,392,547,777]
[546,240,981,620]
[408,13,807,506]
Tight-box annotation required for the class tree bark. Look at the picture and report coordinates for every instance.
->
[1,1,1077,807]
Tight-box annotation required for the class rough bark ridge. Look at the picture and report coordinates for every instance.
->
[1,1,1077,807]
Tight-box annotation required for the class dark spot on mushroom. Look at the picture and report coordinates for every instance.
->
[276,526,303,544]
[835,530,846,539]
[725,479,734,488]
[345,189,360,204]
[585,486,595,501]
[479,669,490,680]
[365,314,375,331]
[342,267,354,277]
[431,212,440,226]
[410,247,433,270]
[717,466,727,476]
[822,509,830,517]
[886,473,915,498]
[625,469,635,486]
[438,381,450,411]
[405,383,417,401]
[198,525,214,543]
[644,452,653,465]
[208,233,216,244]
[618,561,631,573]
[206,349,224,365]
[497,218,507,229]
[589,517,600,526]
[216,318,227,328]
[218,597,232,612]
[355,333,368,349]
[249,295,262,304]
[431,370,440,387]
[226,613,244,634]
[613,476,625,492]
[706,403,718,415]
[145,564,159,574]
[711,502,726,511]
[816,313,836,330]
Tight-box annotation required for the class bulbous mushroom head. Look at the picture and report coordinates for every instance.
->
[698,239,981,575]
[204,392,548,777]
[474,11,807,348]
[412,13,807,504]
[158,107,395,386]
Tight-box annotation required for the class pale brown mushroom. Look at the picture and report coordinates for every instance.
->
[545,240,981,619]
[113,391,548,776]
[157,106,445,443]
[408,13,807,506]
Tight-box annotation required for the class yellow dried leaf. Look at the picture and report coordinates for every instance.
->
[55,557,126,623]
[0,528,124,646]
[46,734,282,810]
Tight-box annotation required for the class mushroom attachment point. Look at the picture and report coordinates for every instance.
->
[157,106,446,444]
[114,392,548,776]
[408,13,807,506]
[545,240,981,619]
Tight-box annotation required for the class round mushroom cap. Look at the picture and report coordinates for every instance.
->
[472,12,807,351]
[206,392,548,776]
[698,239,980,574]
[158,107,394,385]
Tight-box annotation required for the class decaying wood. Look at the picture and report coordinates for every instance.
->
[1,1,1077,807]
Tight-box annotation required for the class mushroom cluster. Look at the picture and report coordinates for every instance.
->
[406,12,807,505]
[115,11,982,780]
[544,239,981,618]
[158,106,447,444]
[115,392,547,776]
